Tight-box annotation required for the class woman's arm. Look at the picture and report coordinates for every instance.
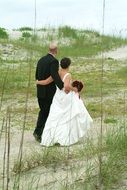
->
[36,76,53,85]
[64,74,78,92]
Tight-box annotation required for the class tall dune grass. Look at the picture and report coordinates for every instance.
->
[0,27,127,189]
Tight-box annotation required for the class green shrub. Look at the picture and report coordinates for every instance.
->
[0,27,8,39]
[19,26,33,31]
[104,117,117,124]
[22,32,32,38]
[58,25,77,38]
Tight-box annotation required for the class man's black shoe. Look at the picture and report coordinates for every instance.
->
[54,142,61,147]
[33,133,41,143]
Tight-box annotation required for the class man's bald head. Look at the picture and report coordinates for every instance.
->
[49,42,58,55]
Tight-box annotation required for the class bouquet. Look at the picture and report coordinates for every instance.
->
[72,80,84,92]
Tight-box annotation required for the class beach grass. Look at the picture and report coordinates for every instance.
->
[0,27,127,189]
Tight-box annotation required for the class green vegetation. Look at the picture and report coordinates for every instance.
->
[19,26,33,31]
[101,125,127,189]
[58,25,78,38]
[22,32,32,38]
[0,26,127,190]
[0,27,8,39]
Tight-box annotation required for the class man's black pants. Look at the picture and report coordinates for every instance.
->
[34,97,52,137]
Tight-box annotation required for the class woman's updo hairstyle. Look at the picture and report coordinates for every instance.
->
[60,57,71,69]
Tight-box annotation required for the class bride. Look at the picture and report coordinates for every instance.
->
[36,57,93,146]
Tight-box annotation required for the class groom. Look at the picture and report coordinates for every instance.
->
[33,42,66,142]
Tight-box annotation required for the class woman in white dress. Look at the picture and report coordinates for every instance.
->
[36,57,93,146]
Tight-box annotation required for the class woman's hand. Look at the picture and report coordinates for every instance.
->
[72,86,78,93]
[64,85,71,94]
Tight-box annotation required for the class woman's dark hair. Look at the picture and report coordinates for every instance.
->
[60,57,71,69]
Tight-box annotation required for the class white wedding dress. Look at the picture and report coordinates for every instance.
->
[40,73,93,146]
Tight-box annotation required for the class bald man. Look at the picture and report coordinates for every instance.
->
[33,42,64,142]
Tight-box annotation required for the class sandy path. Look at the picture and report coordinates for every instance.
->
[0,44,127,189]
[97,45,127,60]
[0,127,97,189]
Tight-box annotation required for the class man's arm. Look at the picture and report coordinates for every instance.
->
[50,60,64,90]
[36,76,53,85]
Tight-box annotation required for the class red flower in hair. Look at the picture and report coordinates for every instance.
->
[72,80,84,92]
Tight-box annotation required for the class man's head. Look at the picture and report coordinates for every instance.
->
[49,42,57,55]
